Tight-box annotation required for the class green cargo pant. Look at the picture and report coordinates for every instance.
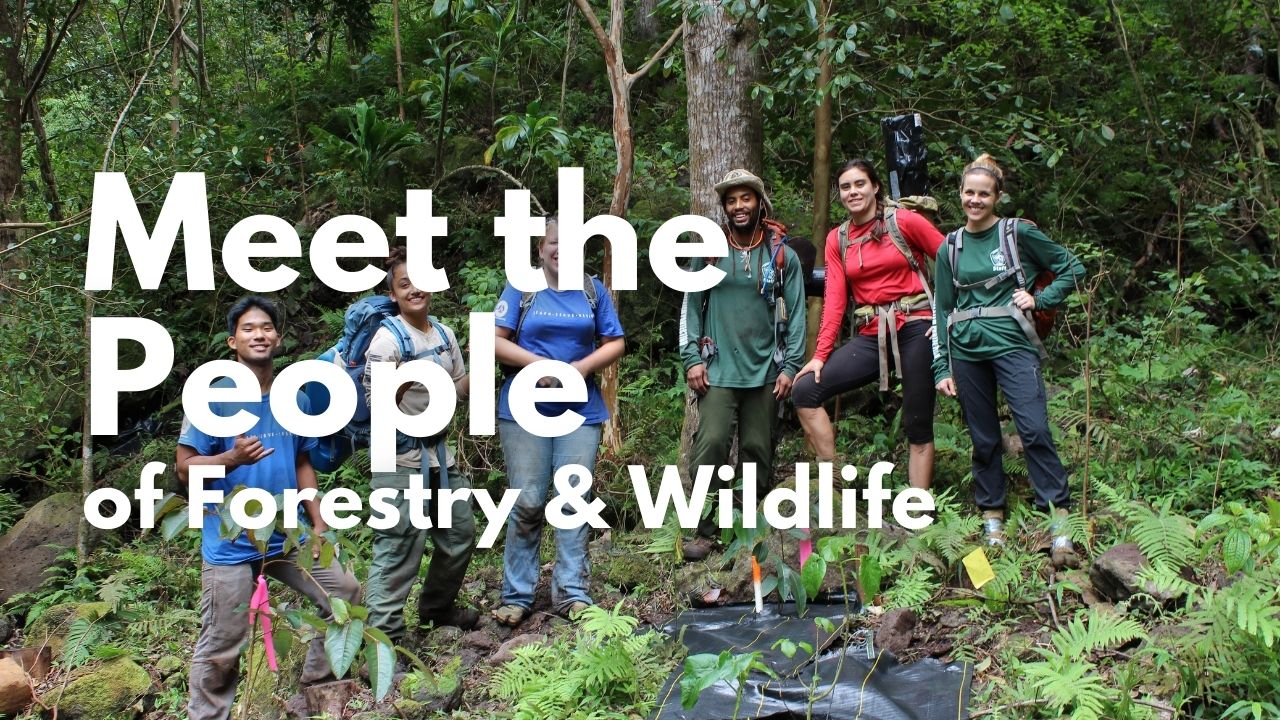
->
[688,384,779,538]
[364,465,475,643]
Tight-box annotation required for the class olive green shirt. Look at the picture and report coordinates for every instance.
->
[679,239,807,388]
[931,220,1085,382]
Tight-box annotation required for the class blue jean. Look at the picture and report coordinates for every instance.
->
[951,349,1071,512]
[498,420,602,611]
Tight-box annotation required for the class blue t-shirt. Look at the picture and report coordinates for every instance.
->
[493,278,624,425]
[178,381,318,565]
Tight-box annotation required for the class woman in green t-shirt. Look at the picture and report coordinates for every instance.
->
[931,154,1085,568]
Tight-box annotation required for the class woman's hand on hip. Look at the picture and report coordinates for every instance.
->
[1013,289,1036,311]
[796,358,824,384]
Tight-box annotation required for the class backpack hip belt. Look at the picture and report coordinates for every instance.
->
[851,292,932,392]
[947,303,1047,360]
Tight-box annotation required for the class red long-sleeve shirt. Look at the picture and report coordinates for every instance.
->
[814,208,944,363]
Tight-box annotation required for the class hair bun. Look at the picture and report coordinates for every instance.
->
[967,153,1004,180]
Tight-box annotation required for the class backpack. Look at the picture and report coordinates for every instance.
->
[944,217,1057,359]
[837,197,936,309]
[304,295,452,473]
[500,273,600,378]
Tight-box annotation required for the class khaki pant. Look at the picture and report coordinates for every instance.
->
[364,465,475,643]
[187,549,360,720]
[689,384,780,537]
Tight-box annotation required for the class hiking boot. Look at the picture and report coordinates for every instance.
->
[563,601,592,619]
[1048,509,1080,569]
[420,604,480,631]
[681,535,717,562]
[982,510,1006,547]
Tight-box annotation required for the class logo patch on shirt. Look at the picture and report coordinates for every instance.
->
[989,249,1008,272]
[494,299,509,319]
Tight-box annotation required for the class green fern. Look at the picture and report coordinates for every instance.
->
[1131,513,1196,571]
[882,566,934,610]
[1019,657,1109,720]
[1046,610,1147,657]
[1013,610,1146,720]
[489,603,667,718]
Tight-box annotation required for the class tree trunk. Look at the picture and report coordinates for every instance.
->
[683,1,762,218]
[574,0,683,455]
[195,0,208,94]
[807,0,834,357]
[393,0,404,121]
[30,100,62,222]
[0,3,23,245]
[634,0,660,40]
[434,4,454,179]
[679,0,763,469]
[170,0,182,139]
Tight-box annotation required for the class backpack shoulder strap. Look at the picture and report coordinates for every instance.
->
[946,229,962,289]
[582,273,598,310]
[883,205,921,273]
[428,316,452,354]
[999,218,1026,290]
[512,289,539,343]
[838,220,852,268]
[381,316,417,362]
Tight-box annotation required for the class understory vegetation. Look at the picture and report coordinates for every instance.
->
[1,0,1277,718]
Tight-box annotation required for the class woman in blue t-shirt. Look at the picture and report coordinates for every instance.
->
[492,217,625,626]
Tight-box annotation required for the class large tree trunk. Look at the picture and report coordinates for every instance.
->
[0,4,23,244]
[679,0,763,470]
[684,1,762,218]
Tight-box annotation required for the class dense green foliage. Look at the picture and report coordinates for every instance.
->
[0,0,1277,717]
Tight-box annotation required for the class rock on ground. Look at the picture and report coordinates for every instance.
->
[1089,543,1186,605]
[875,608,918,655]
[0,493,81,604]
[42,657,154,719]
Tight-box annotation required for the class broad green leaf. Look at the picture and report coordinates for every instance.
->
[860,554,884,602]
[366,639,396,701]
[161,505,190,540]
[1223,528,1251,573]
[325,618,364,678]
[801,554,827,599]
[331,597,350,625]
[1100,125,1116,141]
[272,625,294,659]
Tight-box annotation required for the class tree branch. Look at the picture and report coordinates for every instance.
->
[21,0,89,121]
[626,20,684,87]
[572,0,615,60]
[432,165,546,214]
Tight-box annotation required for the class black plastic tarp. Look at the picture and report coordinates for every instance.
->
[652,604,971,720]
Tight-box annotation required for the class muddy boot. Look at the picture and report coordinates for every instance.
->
[982,509,1006,547]
[1049,508,1080,569]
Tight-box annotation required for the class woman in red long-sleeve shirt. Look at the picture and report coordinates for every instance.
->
[793,159,944,489]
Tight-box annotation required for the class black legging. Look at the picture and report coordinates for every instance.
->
[793,319,935,444]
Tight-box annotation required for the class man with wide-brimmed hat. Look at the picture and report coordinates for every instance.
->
[678,168,807,560]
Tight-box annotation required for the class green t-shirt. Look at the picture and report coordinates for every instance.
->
[931,220,1085,382]
[680,239,807,388]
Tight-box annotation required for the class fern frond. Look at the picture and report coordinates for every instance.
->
[1131,514,1196,570]
[884,566,935,610]
[1020,657,1109,719]
[1048,610,1147,657]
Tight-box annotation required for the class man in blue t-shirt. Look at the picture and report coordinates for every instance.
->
[178,296,360,720]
